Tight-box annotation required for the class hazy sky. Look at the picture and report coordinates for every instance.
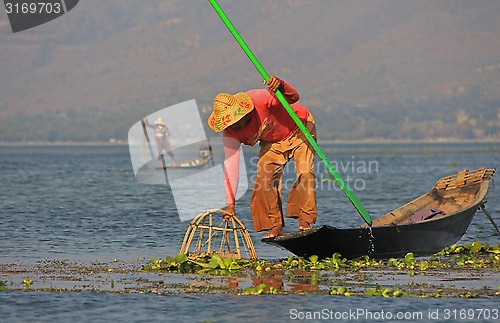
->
[1,1,499,141]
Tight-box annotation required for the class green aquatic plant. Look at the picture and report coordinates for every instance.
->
[308,255,320,270]
[326,253,348,270]
[279,256,300,269]
[23,277,33,289]
[272,253,350,271]
[0,281,6,291]
[404,252,416,269]
[142,253,253,275]
[437,241,500,268]
[387,252,419,274]
[348,255,384,270]
[438,241,485,256]
[190,253,244,274]
[144,253,190,272]
[363,285,405,298]
[457,291,479,298]
[241,283,278,295]
[362,286,452,298]
[143,242,500,278]
[329,286,351,296]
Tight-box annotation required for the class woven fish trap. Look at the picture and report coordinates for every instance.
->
[179,209,257,259]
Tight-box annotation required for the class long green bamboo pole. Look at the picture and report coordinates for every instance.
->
[208,0,372,226]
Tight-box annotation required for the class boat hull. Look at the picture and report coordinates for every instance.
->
[263,200,480,259]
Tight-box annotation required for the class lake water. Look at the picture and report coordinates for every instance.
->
[1,142,499,322]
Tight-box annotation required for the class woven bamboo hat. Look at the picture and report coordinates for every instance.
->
[208,92,254,132]
[154,116,166,126]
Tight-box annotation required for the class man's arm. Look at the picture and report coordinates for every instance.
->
[267,76,300,105]
[222,133,241,217]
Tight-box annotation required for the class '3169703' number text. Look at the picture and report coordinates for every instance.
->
[5,2,62,14]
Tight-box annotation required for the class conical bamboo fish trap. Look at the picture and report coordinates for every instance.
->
[180,209,257,259]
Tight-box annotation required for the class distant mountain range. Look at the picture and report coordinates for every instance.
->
[1,0,499,142]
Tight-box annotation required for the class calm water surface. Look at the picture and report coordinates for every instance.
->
[1,143,499,322]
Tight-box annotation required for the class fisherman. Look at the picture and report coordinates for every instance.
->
[207,76,317,239]
[145,116,178,167]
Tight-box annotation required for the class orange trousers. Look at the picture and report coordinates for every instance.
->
[250,114,317,232]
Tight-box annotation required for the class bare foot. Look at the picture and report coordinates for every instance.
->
[298,220,312,231]
[263,226,284,239]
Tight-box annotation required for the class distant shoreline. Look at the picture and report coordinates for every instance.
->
[1,138,499,146]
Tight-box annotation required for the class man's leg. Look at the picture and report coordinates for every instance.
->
[286,114,317,228]
[250,143,286,232]
[163,138,177,166]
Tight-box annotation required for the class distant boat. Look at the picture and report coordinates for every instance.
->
[263,168,496,259]
[160,144,213,169]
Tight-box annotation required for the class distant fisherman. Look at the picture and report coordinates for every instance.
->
[208,75,317,239]
[145,116,178,167]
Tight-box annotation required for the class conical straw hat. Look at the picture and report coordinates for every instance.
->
[154,116,166,125]
[208,92,254,132]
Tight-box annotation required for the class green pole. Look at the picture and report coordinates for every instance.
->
[208,0,372,226]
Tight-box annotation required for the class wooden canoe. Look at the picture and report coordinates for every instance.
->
[263,168,496,259]
[160,145,213,169]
